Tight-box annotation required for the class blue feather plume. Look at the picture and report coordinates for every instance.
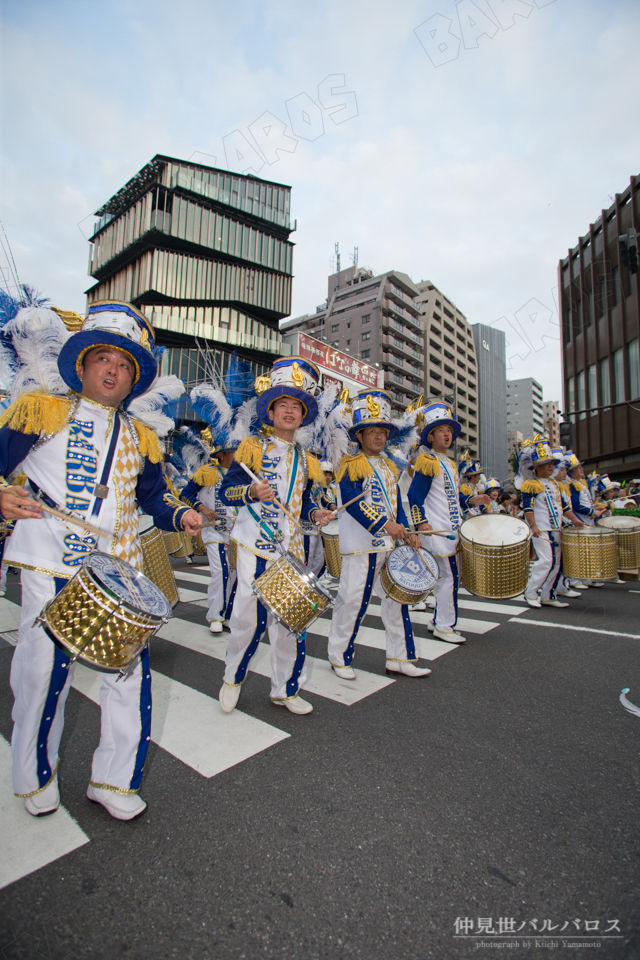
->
[225,351,256,409]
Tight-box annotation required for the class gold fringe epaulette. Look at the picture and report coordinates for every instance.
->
[307,453,326,486]
[234,436,263,473]
[461,483,473,496]
[414,452,440,477]
[0,391,73,436]
[570,479,586,491]
[131,419,163,463]
[384,457,400,480]
[521,479,544,494]
[558,480,570,495]
[193,464,221,486]
[336,453,374,482]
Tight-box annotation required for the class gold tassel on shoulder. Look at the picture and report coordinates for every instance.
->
[460,483,473,496]
[306,453,327,486]
[193,464,220,486]
[132,420,163,463]
[0,391,73,436]
[414,452,441,477]
[336,453,374,482]
[571,479,586,492]
[521,479,544,494]
[383,457,400,481]
[235,436,263,473]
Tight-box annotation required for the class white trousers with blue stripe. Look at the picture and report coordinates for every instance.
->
[205,541,237,623]
[527,530,562,601]
[223,546,307,700]
[432,555,459,630]
[10,571,152,797]
[327,551,417,667]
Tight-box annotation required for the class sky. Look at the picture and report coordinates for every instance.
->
[1,0,638,404]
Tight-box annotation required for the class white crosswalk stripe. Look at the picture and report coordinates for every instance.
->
[0,734,89,891]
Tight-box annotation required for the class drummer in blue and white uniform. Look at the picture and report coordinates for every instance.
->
[326,391,430,680]
[180,431,238,633]
[0,300,202,820]
[459,452,490,518]
[216,358,333,716]
[567,451,607,588]
[521,441,583,608]
[301,450,333,579]
[484,478,503,513]
[407,403,470,644]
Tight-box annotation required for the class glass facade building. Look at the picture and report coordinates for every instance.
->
[471,323,507,479]
[86,155,295,385]
[560,175,640,479]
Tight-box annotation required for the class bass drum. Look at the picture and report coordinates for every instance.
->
[597,515,640,569]
[459,514,531,599]
[562,526,617,581]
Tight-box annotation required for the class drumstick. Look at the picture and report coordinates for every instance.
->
[36,503,106,540]
[417,528,457,540]
[238,461,302,531]
[333,491,367,514]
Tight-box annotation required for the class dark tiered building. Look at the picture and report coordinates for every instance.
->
[560,175,640,479]
[86,155,295,384]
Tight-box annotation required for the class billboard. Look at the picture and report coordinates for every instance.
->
[290,332,384,391]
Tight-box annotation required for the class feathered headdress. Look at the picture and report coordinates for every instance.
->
[295,382,339,452]
[0,287,72,399]
[385,407,420,471]
[320,391,354,469]
[170,426,210,482]
[128,375,186,437]
[190,351,258,451]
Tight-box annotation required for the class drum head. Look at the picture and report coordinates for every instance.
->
[387,545,439,593]
[84,552,171,618]
[322,519,340,536]
[461,514,529,546]
[598,516,640,530]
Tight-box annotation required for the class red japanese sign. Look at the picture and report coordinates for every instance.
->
[322,373,343,391]
[298,333,379,387]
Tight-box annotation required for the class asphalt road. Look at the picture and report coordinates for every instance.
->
[1,564,639,960]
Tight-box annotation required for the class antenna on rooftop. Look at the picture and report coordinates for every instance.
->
[334,242,341,274]
[351,246,359,268]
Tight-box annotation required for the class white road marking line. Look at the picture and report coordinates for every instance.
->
[409,611,500,636]
[306,618,458,661]
[0,597,21,633]
[178,587,210,603]
[508,618,640,639]
[174,570,211,585]
[156,618,395,705]
[0,734,89,891]
[71,665,289,779]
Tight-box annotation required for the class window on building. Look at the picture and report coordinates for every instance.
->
[626,338,639,399]
[612,265,620,306]
[588,363,597,409]
[362,314,371,323]
[361,349,370,359]
[347,322,351,328]
[331,323,339,333]
[613,347,625,403]
[394,373,403,384]
[599,359,610,411]
[362,331,371,341]
[567,376,575,418]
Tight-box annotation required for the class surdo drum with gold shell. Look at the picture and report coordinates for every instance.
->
[39,552,172,676]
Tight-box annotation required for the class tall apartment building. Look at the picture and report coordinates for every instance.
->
[543,400,561,447]
[86,154,295,386]
[471,323,507,479]
[560,175,640,479]
[506,378,544,438]
[280,265,424,413]
[414,281,479,458]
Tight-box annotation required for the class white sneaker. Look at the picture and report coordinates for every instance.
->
[572,582,589,590]
[385,660,432,677]
[209,621,223,633]
[331,664,356,680]
[427,620,435,632]
[24,776,60,817]
[87,784,146,821]
[541,599,569,608]
[525,595,542,608]
[432,627,466,643]
[219,682,241,713]
[557,589,581,598]
[590,581,605,587]
[411,601,428,612]
[0,588,5,597]
[272,696,313,715]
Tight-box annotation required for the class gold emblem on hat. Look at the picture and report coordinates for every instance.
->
[255,376,272,395]
[338,387,351,405]
[366,394,381,417]
[537,442,547,460]
[291,362,304,389]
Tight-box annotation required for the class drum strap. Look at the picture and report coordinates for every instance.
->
[90,416,121,521]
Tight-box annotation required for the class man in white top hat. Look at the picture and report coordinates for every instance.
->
[408,403,467,644]
[0,300,202,820]
[217,358,333,715]
[326,390,431,680]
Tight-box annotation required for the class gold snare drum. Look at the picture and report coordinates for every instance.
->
[141,527,180,607]
[320,519,341,577]
[459,515,531,599]
[252,551,334,638]
[561,526,617,580]
[163,531,183,555]
[171,532,194,558]
[380,545,439,605]
[39,552,171,674]
[597,515,640,569]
